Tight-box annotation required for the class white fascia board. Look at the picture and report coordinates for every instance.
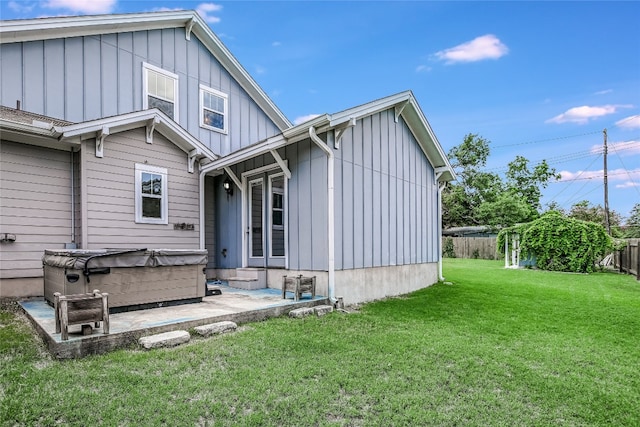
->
[58,109,218,161]
[0,11,195,44]
[328,91,413,126]
[0,118,73,150]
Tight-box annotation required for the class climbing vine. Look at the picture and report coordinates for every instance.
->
[497,211,613,273]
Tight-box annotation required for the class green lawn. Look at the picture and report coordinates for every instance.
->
[1,259,639,426]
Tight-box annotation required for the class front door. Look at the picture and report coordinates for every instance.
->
[247,173,286,268]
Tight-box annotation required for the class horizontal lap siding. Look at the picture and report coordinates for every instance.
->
[83,128,200,249]
[1,30,281,155]
[335,109,438,271]
[0,140,72,278]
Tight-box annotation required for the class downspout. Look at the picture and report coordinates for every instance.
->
[70,149,75,246]
[199,167,205,250]
[308,126,336,302]
[438,181,446,281]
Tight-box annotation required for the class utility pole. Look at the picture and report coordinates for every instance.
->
[603,128,611,235]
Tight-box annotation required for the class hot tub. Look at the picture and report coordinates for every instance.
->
[43,248,207,312]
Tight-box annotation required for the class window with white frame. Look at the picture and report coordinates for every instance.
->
[143,63,179,120]
[199,84,228,133]
[135,164,168,224]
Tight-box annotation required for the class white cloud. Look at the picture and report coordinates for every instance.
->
[415,65,432,73]
[616,181,640,189]
[255,65,266,75]
[43,0,116,14]
[272,41,282,47]
[293,114,321,125]
[196,3,222,24]
[546,104,633,125]
[616,115,640,130]
[433,34,508,64]
[595,89,613,95]
[559,168,640,182]
[153,7,183,12]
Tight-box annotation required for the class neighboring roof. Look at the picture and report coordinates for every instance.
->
[0,10,292,132]
[0,105,72,127]
[202,91,456,182]
[442,226,495,237]
[0,106,218,163]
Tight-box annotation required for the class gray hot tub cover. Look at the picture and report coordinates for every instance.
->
[43,248,208,270]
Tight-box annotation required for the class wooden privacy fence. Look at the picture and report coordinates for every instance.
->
[443,237,499,260]
[614,239,640,280]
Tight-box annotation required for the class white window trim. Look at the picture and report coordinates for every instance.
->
[135,163,169,225]
[268,173,287,259]
[199,84,228,134]
[143,62,179,121]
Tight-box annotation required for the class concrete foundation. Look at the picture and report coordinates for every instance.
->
[209,263,439,306]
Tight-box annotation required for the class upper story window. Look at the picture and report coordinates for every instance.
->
[143,63,179,120]
[199,84,228,134]
[135,163,168,225]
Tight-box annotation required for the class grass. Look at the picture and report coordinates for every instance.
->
[1,259,639,426]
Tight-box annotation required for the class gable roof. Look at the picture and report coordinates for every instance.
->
[0,10,292,132]
[201,91,456,182]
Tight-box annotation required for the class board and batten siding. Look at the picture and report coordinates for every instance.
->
[0,140,73,279]
[334,110,438,271]
[0,29,281,156]
[81,128,200,249]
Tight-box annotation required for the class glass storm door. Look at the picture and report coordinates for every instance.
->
[248,179,264,266]
[247,174,286,268]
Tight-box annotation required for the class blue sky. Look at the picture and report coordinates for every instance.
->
[2,0,640,220]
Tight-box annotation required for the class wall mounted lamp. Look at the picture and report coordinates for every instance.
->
[223,177,233,196]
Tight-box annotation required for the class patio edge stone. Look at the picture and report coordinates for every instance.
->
[139,330,190,349]
[194,321,237,337]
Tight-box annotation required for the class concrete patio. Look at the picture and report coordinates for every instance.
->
[19,282,329,359]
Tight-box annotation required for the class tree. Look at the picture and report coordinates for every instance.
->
[442,133,559,229]
[623,203,640,238]
[505,156,560,213]
[568,200,622,237]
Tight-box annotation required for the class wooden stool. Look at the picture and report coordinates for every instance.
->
[54,290,109,341]
[282,275,316,301]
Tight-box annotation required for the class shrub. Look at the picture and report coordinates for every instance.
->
[443,237,456,258]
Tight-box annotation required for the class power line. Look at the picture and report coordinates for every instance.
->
[490,130,601,149]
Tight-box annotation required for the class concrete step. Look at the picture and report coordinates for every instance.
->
[139,330,190,349]
[228,276,265,290]
[229,268,267,289]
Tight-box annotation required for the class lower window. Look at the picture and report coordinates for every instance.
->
[135,164,168,224]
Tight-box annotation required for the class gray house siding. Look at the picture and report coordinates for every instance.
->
[284,140,328,271]
[0,29,281,156]
[82,128,200,249]
[334,109,438,271]
[0,140,72,279]
[211,109,438,275]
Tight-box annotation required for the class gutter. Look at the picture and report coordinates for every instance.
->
[308,126,336,302]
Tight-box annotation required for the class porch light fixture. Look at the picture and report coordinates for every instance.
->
[223,177,233,196]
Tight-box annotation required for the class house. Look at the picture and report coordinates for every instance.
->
[0,11,455,305]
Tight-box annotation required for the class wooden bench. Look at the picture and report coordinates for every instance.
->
[282,275,316,301]
[54,290,109,341]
